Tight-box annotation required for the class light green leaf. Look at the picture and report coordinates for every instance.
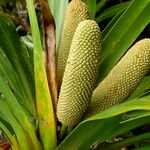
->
[0,101,31,150]
[0,117,13,142]
[26,0,56,149]
[21,35,33,64]
[82,0,97,19]
[47,0,68,51]
[0,76,42,150]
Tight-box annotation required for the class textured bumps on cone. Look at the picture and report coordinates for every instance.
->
[57,20,102,126]
[57,0,90,89]
[85,38,150,117]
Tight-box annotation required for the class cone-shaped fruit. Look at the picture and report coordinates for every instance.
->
[57,20,101,126]
[86,38,150,117]
[57,0,90,89]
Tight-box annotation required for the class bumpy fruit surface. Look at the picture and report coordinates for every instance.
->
[57,0,89,89]
[57,20,101,126]
[86,38,150,117]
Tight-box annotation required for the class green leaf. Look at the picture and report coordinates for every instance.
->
[0,14,35,115]
[0,118,20,149]
[26,0,56,149]
[0,75,31,128]
[47,0,68,51]
[21,35,33,65]
[98,0,150,82]
[57,96,150,150]
[21,35,33,50]
[0,48,34,113]
[102,132,150,150]
[57,116,121,150]
[96,2,130,23]
[102,11,123,38]
[0,76,42,150]
[0,101,31,150]
[133,145,150,150]
[0,14,34,89]
[0,117,13,142]
[109,114,150,138]
[82,0,97,19]
[128,76,150,100]
[11,135,20,150]
[96,0,108,12]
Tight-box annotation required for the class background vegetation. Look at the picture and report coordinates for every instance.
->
[0,0,150,150]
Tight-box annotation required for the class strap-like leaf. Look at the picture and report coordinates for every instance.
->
[82,0,97,19]
[0,76,42,150]
[98,0,150,82]
[47,0,68,51]
[0,48,34,113]
[0,14,35,115]
[96,2,130,23]
[101,132,150,150]
[57,96,150,150]
[26,0,56,149]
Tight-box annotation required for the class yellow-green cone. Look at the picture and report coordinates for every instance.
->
[57,0,90,89]
[57,20,101,126]
[86,38,150,117]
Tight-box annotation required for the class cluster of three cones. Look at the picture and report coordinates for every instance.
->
[56,0,150,126]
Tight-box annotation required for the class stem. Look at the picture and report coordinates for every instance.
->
[59,125,68,139]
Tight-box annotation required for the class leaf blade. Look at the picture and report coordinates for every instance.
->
[96,2,130,23]
[25,0,57,149]
[98,0,150,82]
[57,96,150,149]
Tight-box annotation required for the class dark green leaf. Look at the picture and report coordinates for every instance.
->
[133,145,150,150]
[102,132,150,150]
[98,0,150,82]
[0,14,35,115]
[96,2,130,23]
[96,0,108,12]
[102,11,123,37]
[0,48,33,112]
